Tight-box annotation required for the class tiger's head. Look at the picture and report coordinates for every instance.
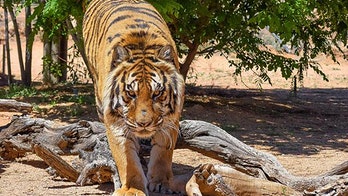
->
[103,44,184,139]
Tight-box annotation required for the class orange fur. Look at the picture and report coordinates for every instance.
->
[83,0,185,195]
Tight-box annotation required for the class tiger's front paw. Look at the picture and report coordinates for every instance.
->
[112,187,147,196]
[148,180,173,194]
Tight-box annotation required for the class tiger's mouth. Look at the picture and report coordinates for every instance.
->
[125,118,163,138]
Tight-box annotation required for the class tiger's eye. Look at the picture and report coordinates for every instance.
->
[127,90,136,98]
[152,90,162,98]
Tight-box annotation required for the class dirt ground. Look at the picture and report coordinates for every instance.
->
[0,13,348,195]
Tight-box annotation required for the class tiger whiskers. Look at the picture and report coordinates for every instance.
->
[125,119,137,129]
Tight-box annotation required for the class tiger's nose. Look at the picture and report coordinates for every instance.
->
[136,109,152,127]
[141,109,147,116]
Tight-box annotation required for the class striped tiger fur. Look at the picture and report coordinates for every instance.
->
[83,0,185,195]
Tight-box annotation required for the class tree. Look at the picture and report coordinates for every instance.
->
[24,4,33,86]
[22,0,347,87]
[3,3,12,85]
[149,0,347,86]
[1,0,34,86]
[24,0,85,85]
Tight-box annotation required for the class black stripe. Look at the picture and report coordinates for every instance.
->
[126,23,150,29]
[162,71,167,83]
[145,56,159,63]
[121,71,127,83]
[105,5,164,32]
[130,30,148,38]
[107,14,132,32]
[107,33,121,43]
[134,19,164,33]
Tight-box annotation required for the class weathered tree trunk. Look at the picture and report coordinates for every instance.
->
[43,37,54,85]
[8,5,25,84]
[2,44,5,75]
[4,5,12,85]
[185,164,300,196]
[178,120,348,193]
[179,42,199,81]
[0,99,32,113]
[24,5,32,86]
[33,143,79,182]
[0,116,347,195]
[42,33,67,85]
[58,34,68,82]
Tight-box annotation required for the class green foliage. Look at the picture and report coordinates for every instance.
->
[42,56,65,78]
[147,0,181,21]
[0,84,95,105]
[13,0,348,88]
[66,45,91,84]
[154,0,347,86]
[0,84,38,99]
[26,0,83,40]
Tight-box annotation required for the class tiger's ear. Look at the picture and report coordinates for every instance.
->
[112,46,129,66]
[158,45,174,62]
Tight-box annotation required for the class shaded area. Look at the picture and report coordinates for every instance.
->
[1,83,347,156]
[183,86,348,155]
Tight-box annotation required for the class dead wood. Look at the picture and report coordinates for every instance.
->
[0,99,32,113]
[186,164,301,196]
[76,137,121,187]
[177,120,348,193]
[33,120,106,155]
[0,116,47,159]
[33,143,80,182]
[0,116,347,195]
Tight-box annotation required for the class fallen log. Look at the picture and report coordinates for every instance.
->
[177,120,348,192]
[186,164,301,196]
[0,99,32,113]
[0,116,347,195]
[33,143,80,182]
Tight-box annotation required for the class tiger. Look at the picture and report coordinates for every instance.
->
[83,0,185,195]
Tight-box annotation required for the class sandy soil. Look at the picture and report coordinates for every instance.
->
[0,12,348,196]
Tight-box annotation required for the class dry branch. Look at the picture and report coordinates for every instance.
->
[0,116,347,195]
[0,99,32,113]
[178,120,348,193]
[33,143,80,182]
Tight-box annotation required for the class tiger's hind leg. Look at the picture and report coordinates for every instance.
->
[147,129,183,194]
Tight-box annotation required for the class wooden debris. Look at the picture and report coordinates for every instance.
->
[0,99,32,113]
[0,116,347,195]
[33,143,80,182]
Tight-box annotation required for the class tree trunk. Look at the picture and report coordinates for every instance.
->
[24,5,32,86]
[58,34,68,82]
[2,45,5,75]
[43,37,55,85]
[4,5,12,85]
[0,116,347,195]
[177,120,348,192]
[42,32,67,85]
[8,5,25,84]
[179,42,199,81]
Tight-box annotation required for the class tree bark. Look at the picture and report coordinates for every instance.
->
[24,5,33,86]
[33,143,80,182]
[179,42,199,81]
[0,99,32,113]
[8,5,25,84]
[4,5,12,85]
[0,116,347,195]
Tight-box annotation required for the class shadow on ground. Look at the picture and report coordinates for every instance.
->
[1,83,347,156]
[183,86,348,155]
